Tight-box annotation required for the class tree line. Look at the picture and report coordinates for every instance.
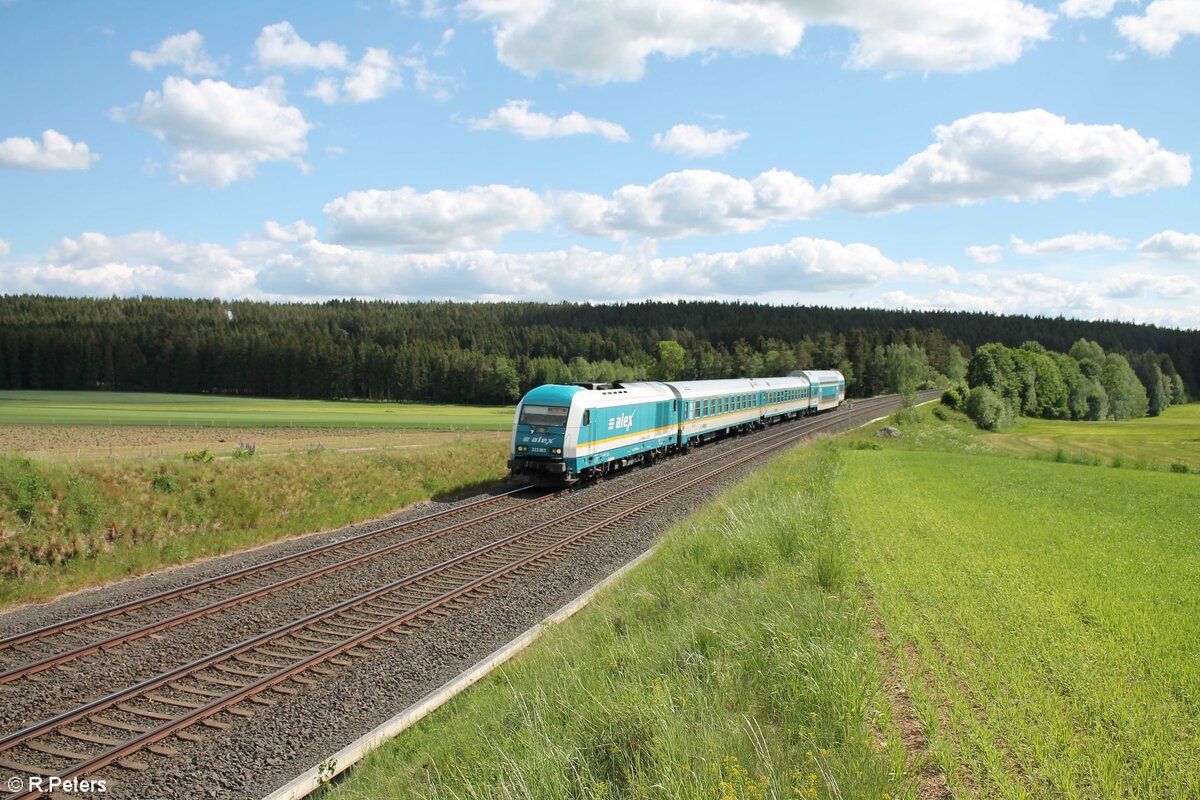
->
[943,339,1188,430]
[0,295,1195,405]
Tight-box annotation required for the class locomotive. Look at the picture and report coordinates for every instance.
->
[508,371,846,486]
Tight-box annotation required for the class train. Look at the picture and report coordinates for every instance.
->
[508,370,846,486]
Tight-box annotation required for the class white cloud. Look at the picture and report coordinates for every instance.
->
[254,235,923,301]
[462,0,1052,83]
[254,22,347,70]
[876,270,1200,328]
[825,109,1191,213]
[1059,0,1116,19]
[122,77,310,188]
[130,31,220,75]
[1116,0,1200,56]
[556,110,1190,240]
[559,168,822,239]
[263,220,318,243]
[1137,230,1200,261]
[19,232,257,298]
[308,48,402,104]
[323,185,551,250]
[652,124,748,157]
[1010,232,1128,255]
[468,100,629,142]
[435,28,455,56]
[0,240,10,259]
[966,244,1003,264]
[0,129,97,171]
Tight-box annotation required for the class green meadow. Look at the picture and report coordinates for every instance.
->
[0,390,514,430]
[322,404,1200,799]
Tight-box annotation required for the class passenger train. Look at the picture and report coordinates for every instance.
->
[508,371,846,486]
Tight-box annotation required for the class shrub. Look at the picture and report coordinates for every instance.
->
[151,472,180,493]
[183,448,214,464]
[966,385,1005,431]
[1169,461,1189,474]
[941,381,969,411]
[233,441,256,460]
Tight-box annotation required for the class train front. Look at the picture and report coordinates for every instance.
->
[507,384,584,486]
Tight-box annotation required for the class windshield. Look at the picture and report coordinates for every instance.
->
[519,404,570,427]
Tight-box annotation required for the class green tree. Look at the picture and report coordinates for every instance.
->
[654,340,686,381]
[966,385,1005,430]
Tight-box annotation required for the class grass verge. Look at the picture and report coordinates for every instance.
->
[0,439,508,609]
[321,445,913,800]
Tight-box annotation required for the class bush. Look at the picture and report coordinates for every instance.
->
[966,385,1005,431]
[1170,461,1189,474]
[233,441,256,460]
[151,472,180,493]
[183,448,214,464]
[941,381,969,411]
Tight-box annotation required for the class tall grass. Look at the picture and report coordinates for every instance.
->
[0,439,508,608]
[324,447,913,800]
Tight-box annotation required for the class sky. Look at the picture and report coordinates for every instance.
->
[1,0,1198,328]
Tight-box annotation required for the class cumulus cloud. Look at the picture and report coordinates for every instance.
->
[966,244,1003,264]
[0,240,10,259]
[121,77,311,188]
[468,100,629,142]
[462,0,1052,82]
[558,169,822,239]
[0,130,97,171]
[877,270,1200,328]
[652,124,749,157]
[18,232,257,298]
[323,185,551,250]
[825,109,1191,213]
[1059,0,1116,19]
[254,22,347,70]
[1010,232,1128,255]
[130,31,220,75]
[1116,0,1200,56]
[308,48,402,104]
[263,219,318,243]
[556,110,1190,239]
[1137,230,1200,261]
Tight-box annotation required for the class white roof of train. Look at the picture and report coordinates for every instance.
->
[667,376,809,399]
[793,369,845,384]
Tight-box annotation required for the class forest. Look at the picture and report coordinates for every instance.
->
[0,295,1196,404]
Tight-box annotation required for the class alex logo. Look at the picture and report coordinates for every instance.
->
[607,412,634,432]
[522,435,555,444]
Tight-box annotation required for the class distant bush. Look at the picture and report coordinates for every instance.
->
[847,440,883,451]
[233,441,256,460]
[183,449,214,464]
[941,381,969,411]
[966,386,1005,431]
[151,472,180,493]
[1170,461,1189,474]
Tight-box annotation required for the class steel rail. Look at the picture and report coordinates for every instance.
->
[0,485,535,653]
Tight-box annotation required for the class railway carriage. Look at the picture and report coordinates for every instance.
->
[508,370,846,486]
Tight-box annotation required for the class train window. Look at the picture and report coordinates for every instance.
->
[582,410,590,425]
[519,405,570,426]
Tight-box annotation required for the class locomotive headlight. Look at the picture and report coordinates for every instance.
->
[552,448,562,454]
[516,445,527,452]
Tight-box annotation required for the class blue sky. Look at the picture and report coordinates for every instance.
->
[1,0,1198,327]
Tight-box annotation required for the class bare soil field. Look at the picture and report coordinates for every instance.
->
[0,424,506,462]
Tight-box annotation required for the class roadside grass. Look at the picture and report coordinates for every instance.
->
[0,390,513,430]
[322,445,914,800]
[0,439,509,608]
[844,418,1200,798]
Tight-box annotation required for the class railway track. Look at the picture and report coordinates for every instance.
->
[0,486,553,682]
[0,392,926,798]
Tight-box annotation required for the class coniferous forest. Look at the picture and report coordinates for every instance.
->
[0,295,1195,405]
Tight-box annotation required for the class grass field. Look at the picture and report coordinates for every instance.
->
[983,402,1200,470]
[321,404,1200,800]
[0,390,514,430]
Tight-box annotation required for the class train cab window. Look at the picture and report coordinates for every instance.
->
[519,405,570,427]
[582,410,590,425]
